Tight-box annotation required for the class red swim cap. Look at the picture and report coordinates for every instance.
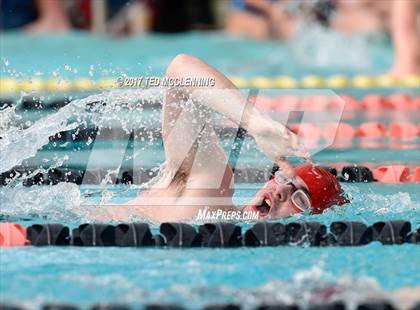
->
[295,165,347,214]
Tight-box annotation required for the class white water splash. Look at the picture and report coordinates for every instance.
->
[290,22,383,70]
[1,259,416,310]
[0,105,19,133]
[0,182,85,222]
[0,88,165,220]
[2,57,9,67]
[0,88,163,174]
[55,262,389,310]
[346,185,420,215]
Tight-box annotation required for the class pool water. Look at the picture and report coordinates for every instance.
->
[1,244,419,309]
[0,31,419,309]
[1,30,393,79]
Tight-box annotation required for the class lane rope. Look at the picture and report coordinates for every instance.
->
[1,165,419,186]
[0,300,406,310]
[1,94,419,113]
[0,221,418,247]
[1,75,420,95]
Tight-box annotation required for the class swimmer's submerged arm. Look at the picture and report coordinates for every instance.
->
[84,204,144,222]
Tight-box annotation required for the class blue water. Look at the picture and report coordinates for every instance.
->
[1,182,419,225]
[1,244,419,309]
[1,181,419,308]
[1,30,393,79]
[0,32,419,309]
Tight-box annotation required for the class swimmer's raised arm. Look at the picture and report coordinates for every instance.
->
[165,54,268,134]
[164,54,308,176]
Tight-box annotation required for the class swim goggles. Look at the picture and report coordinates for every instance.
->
[273,170,312,212]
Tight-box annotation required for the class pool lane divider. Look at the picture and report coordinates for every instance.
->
[251,94,420,112]
[2,94,419,113]
[1,74,420,95]
[335,165,419,183]
[222,121,419,142]
[1,221,418,247]
[0,223,29,246]
[38,120,420,144]
[2,165,419,186]
[1,300,409,310]
[307,122,419,140]
[286,122,420,146]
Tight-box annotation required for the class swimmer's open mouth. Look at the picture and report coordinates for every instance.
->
[252,196,272,217]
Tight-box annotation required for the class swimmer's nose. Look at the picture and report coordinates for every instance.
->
[272,184,291,204]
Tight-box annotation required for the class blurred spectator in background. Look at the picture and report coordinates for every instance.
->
[148,0,191,32]
[77,0,145,34]
[0,0,136,33]
[0,0,216,35]
[226,0,420,77]
[226,0,296,39]
[26,0,71,32]
[0,0,70,32]
[148,0,215,33]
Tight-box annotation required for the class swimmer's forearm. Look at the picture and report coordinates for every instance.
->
[164,54,306,172]
[165,54,274,135]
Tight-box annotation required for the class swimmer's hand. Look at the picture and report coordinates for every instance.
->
[250,119,310,176]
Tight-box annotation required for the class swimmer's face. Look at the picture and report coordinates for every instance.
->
[246,177,309,218]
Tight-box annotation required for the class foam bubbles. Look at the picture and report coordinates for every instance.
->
[0,182,85,222]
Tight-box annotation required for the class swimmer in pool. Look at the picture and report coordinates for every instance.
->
[93,54,347,223]
[226,0,419,77]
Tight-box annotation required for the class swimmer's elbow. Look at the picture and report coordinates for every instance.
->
[165,54,201,77]
[173,53,199,66]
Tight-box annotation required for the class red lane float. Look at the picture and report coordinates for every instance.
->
[387,94,415,110]
[323,123,356,140]
[252,95,275,111]
[250,94,418,112]
[355,122,386,138]
[388,122,418,140]
[324,123,356,148]
[413,167,420,182]
[330,163,419,183]
[414,96,420,109]
[301,95,330,111]
[337,95,359,111]
[373,165,411,183]
[361,95,387,110]
[0,223,29,246]
[289,122,418,143]
[287,120,419,148]
[362,94,399,110]
[291,123,322,148]
[273,95,300,111]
